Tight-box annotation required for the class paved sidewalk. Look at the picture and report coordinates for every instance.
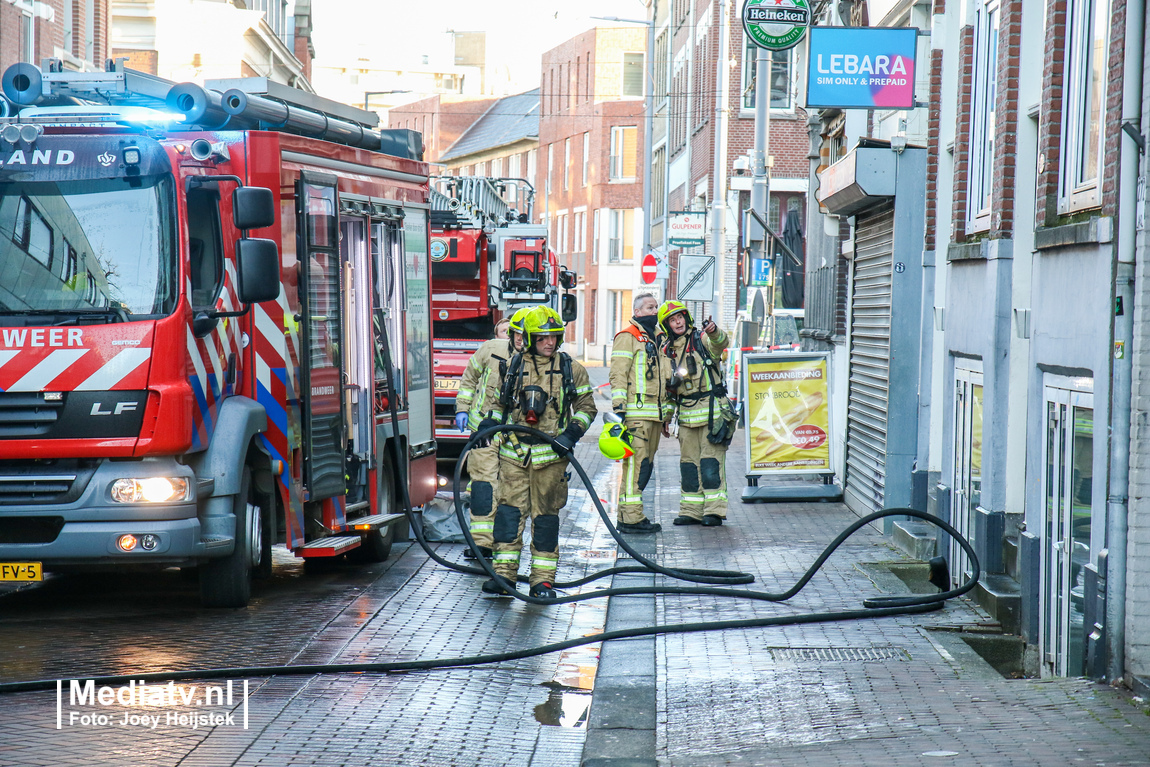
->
[583,419,1150,767]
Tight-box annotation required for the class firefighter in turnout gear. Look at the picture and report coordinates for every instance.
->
[454,307,533,559]
[659,300,732,526]
[478,306,597,598]
[608,293,674,533]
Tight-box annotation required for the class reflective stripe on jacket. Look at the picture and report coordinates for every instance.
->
[484,351,597,467]
[609,320,674,422]
[665,327,729,427]
[455,338,513,431]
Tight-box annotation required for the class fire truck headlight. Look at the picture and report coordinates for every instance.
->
[111,477,191,503]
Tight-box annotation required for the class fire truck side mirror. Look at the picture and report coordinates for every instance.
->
[559,269,577,291]
[232,186,276,230]
[561,294,577,324]
[235,238,281,304]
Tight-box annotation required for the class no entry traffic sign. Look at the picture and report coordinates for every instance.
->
[641,253,658,284]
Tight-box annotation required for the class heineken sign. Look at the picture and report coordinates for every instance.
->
[742,0,810,51]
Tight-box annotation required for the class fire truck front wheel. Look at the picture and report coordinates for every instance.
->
[198,467,260,608]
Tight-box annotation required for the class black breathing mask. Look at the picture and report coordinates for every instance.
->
[519,385,550,424]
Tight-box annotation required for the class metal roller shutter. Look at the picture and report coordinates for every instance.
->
[844,202,895,513]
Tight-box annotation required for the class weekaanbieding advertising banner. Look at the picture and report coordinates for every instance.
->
[743,352,832,475]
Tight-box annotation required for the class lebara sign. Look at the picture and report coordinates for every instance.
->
[806,27,919,109]
[742,0,810,51]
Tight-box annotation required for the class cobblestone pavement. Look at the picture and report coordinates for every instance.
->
[644,432,1150,767]
[2,365,1149,766]
[0,430,616,767]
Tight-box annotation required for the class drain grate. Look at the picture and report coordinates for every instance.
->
[768,646,909,663]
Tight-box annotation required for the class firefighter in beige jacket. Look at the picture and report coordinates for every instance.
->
[608,294,674,533]
[476,307,597,599]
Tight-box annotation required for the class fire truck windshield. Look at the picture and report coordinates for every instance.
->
[0,175,176,321]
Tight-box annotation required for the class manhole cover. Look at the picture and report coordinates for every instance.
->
[768,646,909,663]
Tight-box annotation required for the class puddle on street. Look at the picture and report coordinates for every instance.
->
[534,684,592,728]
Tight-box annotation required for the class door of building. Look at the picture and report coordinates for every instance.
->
[950,364,984,585]
[843,201,895,513]
[1039,375,1094,677]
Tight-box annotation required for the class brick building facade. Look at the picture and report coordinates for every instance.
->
[801,0,1149,692]
[0,0,110,77]
[539,27,647,359]
[652,0,810,332]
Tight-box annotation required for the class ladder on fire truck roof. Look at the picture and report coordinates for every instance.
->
[0,58,421,159]
[429,176,535,230]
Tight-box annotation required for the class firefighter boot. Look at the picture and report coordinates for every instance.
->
[618,518,662,533]
[529,582,557,599]
[481,578,515,596]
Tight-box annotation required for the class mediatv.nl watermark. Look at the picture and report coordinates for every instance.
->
[56,680,249,730]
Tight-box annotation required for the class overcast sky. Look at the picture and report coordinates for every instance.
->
[311,0,649,93]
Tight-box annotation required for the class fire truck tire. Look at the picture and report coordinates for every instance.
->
[199,467,257,608]
[352,459,396,563]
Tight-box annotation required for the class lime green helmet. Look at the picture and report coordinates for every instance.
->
[599,422,634,460]
[524,306,565,350]
[508,306,534,336]
[657,299,692,335]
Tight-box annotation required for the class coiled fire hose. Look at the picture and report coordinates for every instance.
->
[0,330,980,695]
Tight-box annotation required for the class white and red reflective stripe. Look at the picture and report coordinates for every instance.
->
[75,347,150,390]
[8,349,88,391]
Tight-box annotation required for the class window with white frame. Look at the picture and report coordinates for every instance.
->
[564,138,571,191]
[741,43,792,111]
[593,209,600,264]
[574,210,586,253]
[547,144,554,194]
[582,132,590,186]
[609,126,638,181]
[508,153,521,178]
[492,156,503,177]
[527,149,537,184]
[967,0,998,230]
[1059,0,1108,212]
[623,52,645,97]
[608,209,635,262]
[556,211,568,254]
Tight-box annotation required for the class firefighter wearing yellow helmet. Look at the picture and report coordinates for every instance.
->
[477,306,596,598]
[658,300,732,526]
[454,306,534,559]
[607,293,674,533]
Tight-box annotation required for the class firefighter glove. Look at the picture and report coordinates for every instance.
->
[476,418,500,447]
[455,412,469,432]
[552,423,585,457]
[612,403,627,418]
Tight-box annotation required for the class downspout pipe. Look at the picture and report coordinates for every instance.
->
[1107,0,1144,684]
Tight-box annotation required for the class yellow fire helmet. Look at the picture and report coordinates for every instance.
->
[657,299,693,335]
[508,305,535,337]
[524,305,566,348]
[599,422,635,461]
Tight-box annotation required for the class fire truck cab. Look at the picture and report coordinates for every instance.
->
[0,61,437,606]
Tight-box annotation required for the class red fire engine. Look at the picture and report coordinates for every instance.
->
[428,176,576,454]
[0,61,437,606]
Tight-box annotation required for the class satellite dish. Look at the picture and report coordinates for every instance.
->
[751,289,766,323]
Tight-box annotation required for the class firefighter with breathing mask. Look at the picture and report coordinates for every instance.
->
[476,306,596,598]
[454,307,533,559]
[659,300,733,526]
[608,293,674,533]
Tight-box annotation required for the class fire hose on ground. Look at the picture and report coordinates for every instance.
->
[0,329,980,695]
